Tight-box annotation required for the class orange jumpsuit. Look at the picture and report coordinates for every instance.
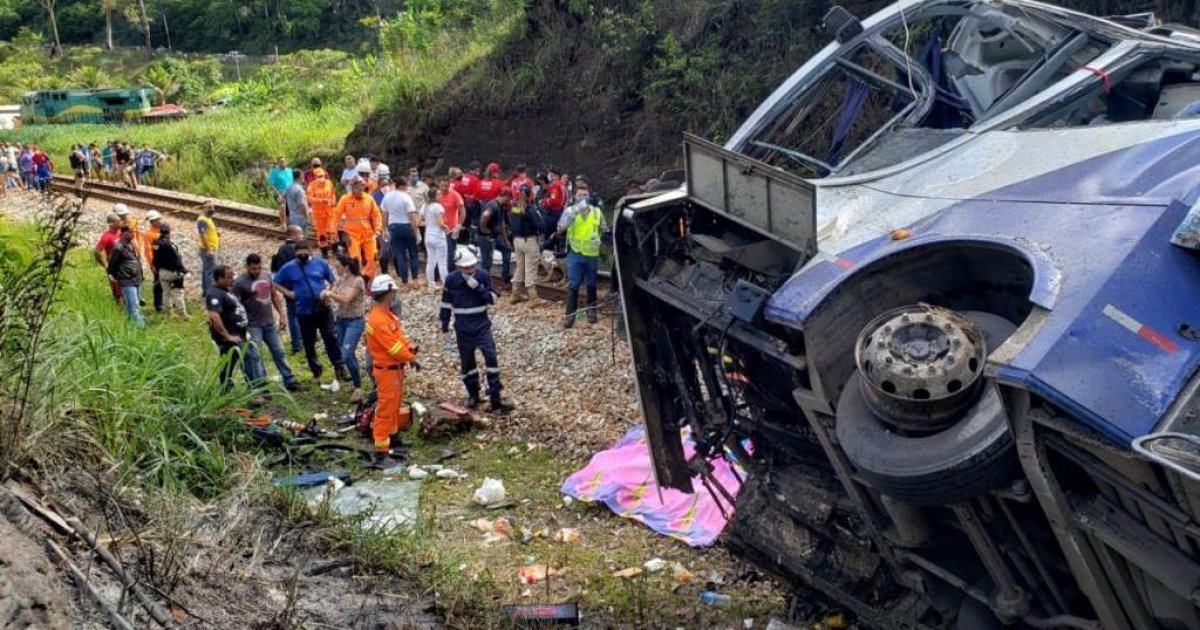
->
[306,174,337,249]
[364,303,417,453]
[123,218,144,258]
[143,223,161,264]
[334,192,382,270]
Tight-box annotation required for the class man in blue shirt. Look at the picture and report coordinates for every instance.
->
[272,240,347,383]
[267,156,293,198]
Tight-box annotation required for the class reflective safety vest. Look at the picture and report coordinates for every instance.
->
[335,193,382,234]
[567,207,602,257]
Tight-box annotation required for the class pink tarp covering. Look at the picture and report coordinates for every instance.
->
[560,425,745,547]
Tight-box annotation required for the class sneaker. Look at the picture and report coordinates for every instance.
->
[284,381,303,392]
[320,379,341,393]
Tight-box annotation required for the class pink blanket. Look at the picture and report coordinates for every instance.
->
[561,425,746,547]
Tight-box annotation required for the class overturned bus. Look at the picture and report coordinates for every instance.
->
[613,0,1200,627]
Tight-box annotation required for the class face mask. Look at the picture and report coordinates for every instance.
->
[297,254,311,264]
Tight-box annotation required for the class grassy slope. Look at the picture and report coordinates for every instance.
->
[4,215,785,626]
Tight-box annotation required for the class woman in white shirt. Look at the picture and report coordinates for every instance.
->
[423,188,449,291]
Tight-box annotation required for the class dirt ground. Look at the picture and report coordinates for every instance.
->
[0,504,71,629]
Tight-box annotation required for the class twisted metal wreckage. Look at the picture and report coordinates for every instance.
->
[613,0,1200,627]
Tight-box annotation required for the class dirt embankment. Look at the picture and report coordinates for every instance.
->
[349,0,887,196]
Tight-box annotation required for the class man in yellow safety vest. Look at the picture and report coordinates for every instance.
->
[556,182,606,328]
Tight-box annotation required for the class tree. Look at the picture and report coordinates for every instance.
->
[102,0,117,50]
[30,0,61,56]
[121,0,152,59]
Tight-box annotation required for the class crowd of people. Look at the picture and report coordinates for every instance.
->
[89,154,611,468]
[0,142,54,193]
[68,140,168,188]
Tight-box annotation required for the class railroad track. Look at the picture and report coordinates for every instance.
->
[48,175,283,239]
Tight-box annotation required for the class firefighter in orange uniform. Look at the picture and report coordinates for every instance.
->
[364,274,419,467]
[306,167,337,255]
[334,176,383,272]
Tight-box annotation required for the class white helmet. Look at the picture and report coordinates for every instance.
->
[455,247,478,268]
[113,203,129,216]
[357,158,371,174]
[370,274,399,294]
[377,164,391,178]
[146,210,162,221]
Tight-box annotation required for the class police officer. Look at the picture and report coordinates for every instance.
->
[439,248,515,412]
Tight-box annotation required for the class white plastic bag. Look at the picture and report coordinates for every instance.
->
[473,477,506,506]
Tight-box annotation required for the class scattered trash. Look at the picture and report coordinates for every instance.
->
[408,466,429,480]
[492,517,514,538]
[436,468,462,479]
[380,465,407,478]
[520,527,533,543]
[301,479,421,530]
[744,619,754,629]
[520,589,532,598]
[272,471,349,488]
[765,620,801,630]
[643,558,668,573]
[517,564,561,584]
[436,448,457,462]
[501,603,580,625]
[707,570,726,585]
[612,567,643,579]
[818,613,846,629]
[672,563,694,584]
[471,517,514,543]
[552,528,580,544]
[426,464,444,472]
[562,496,574,507]
[507,446,520,455]
[699,590,731,606]
[473,478,507,507]
[312,412,329,421]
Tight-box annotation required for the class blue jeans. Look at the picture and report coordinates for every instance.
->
[120,284,145,327]
[567,252,599,291]
[334,316,365,388]
[200,252,216,297]
[389,223,421,283]
[284,296,302,352]
[247,324,295,387]
[475,234,511,282]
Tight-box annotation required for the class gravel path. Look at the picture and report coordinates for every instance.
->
[1,190,639,459]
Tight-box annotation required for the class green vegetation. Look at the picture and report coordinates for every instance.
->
[0,1,523,205]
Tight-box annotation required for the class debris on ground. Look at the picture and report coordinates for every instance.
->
[517,564,561,584]
[612,567,643,579]
[700,590,732,606]
[643,557,668,573]
[420,403,477,440]
[272,471,350,488]
[435,468,463,479]
[408,466,429,480]
[552,527,580,544]
[561,425,747,546]
[303,479,422,529]
[473,477,507,507]
[502,603,581,625]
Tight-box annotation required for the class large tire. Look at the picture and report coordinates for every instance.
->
[835,310,1019,506]
[836,372,1017,505]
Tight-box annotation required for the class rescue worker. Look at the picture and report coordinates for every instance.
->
[334,176,384,277]
[440,249,515,412]
[364,274,420,467]
[539,167,567,252]
[144,210,164,313]
[306,167,338,256]
[476,187,512,283]
[558,182,607,328]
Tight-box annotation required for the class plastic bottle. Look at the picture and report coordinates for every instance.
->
[699,591,731,606]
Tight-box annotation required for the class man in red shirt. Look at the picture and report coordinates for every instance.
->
[456,163,483,239]
[93,213,124,304]
[476,163,504,203]
[540,167,567,250]
[438,176,465,273]
[508,164,533,198]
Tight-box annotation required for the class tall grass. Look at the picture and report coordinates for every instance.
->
[1,109,359,206]
[0,216,252,496]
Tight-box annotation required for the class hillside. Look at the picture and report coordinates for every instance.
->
[348,0,1199,195]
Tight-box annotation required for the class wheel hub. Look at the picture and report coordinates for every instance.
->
[855,305,987,432]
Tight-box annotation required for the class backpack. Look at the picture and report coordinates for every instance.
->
[354,389,378,438]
